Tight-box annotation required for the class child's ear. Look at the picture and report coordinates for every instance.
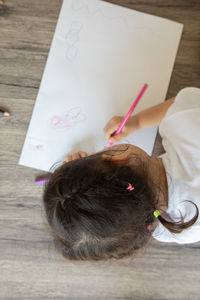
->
[102,152,128,164]
[101,144,130,163]
[102,154,118,161]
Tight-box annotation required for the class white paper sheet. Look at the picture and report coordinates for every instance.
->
[19,0,183,172]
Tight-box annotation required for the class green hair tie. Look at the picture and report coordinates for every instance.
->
[153,210,160,218]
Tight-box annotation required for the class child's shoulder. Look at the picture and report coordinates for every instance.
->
[159,86,200,141]
[163,87,200,120]
[175,87,200,103]
[177,86,200,94]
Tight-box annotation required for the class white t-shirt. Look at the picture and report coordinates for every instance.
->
[152,87,200,244]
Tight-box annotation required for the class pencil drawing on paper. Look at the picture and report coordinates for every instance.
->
[50,106,87,130]
[70,0,159,41]
[70,0,126,27]
[65,21,83,61]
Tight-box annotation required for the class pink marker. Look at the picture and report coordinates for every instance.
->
[34,178,49,184]
[109,84,148,146]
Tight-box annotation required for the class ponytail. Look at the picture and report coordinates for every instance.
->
[158,200,199,234]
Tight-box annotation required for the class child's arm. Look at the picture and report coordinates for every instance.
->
[135,96,175,129]
[104,97,175,143]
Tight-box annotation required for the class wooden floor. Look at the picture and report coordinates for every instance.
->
[0,0,200,299]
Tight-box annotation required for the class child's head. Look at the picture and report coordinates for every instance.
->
[43,144,198,261]
[43,144,161,260]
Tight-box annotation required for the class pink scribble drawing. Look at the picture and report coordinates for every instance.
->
[50,107,86,130]
[36,144,43,149]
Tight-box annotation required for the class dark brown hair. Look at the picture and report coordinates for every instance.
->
[43,148,198,261]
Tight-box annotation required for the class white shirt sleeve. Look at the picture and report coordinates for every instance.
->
[165,87,200,116]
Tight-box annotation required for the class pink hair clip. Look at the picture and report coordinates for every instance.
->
[147,225,151,231]
[127,183,135,191]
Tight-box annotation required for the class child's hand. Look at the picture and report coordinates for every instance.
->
[64,150,88,163]
[104,115,139,143]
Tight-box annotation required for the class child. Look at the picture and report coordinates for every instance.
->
[43,87,200,261]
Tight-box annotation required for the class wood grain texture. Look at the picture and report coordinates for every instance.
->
[0,0,200,299]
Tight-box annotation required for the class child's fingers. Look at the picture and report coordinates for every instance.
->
[64,153,79,162]
[78,150,88,158]
[108,131,127,144]
[65,154,72,162]
[104,116,123,141]
[103,117,117,140]
[64,151,87,163]
[71,152,81,160]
